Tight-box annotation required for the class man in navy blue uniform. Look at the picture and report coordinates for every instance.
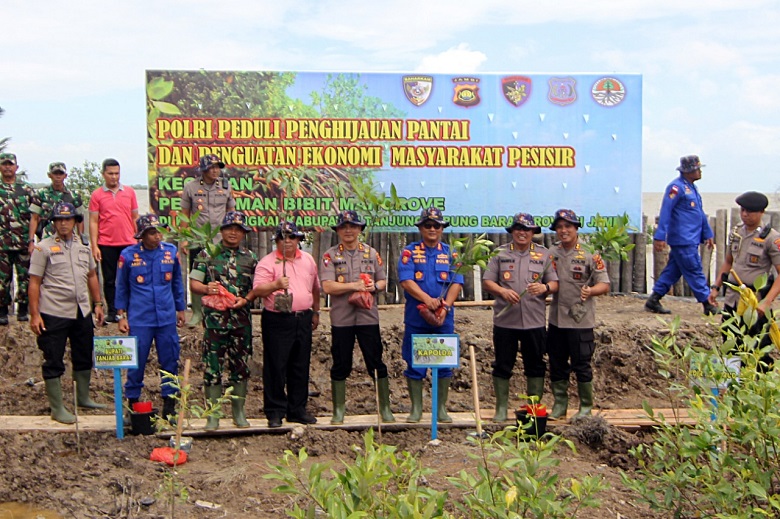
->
[115,214,186,422]
[646,155,719,315]
[398,208,463,423]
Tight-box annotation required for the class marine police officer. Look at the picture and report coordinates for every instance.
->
[646,155,718,315]
[28,202,106,424]
[398,208,463,423]
[482,212,558,422]
[189,211,257,430]
[115,214,187,423]
[320,210,394,425]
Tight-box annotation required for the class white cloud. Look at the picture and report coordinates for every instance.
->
[414,44,487,74]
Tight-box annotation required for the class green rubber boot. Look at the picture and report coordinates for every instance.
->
[230,381,250,428]
[330,379,346,425]
[550,380,569,420]
[437,377,453,423]
[73,370,107,409]
[492,376,510,422]
[187,294,203,328]
[526,377,545,404]
[574,381,594,418]
[376,377,395,423]
[204,384,222,431]
[44,377,76,424]
[406,378,424,423]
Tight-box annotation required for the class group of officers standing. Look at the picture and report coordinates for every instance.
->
[5,151,779,428]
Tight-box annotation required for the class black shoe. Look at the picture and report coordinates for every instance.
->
[645,293,671,314]
[267,416,282,428]
[16,303,28,322]
[702,302,720,316]
[287,411,317,425]
[0,307,8,326]
[162,397,178,425]
[106,313,118,324]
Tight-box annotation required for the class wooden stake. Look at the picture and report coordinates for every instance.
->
[173,359,191,466]
[374,369,382,442]
[468,345,483,437]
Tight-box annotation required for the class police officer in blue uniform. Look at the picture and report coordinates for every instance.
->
[115,214,186,422]
[646,155,719,315]
[398,207,463,423]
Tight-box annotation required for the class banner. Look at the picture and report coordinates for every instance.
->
[146,71,641,232]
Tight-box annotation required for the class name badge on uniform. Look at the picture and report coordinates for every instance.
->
[337,275,345,283]
[165,272,172,281]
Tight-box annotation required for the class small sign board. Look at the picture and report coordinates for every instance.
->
[94,336,139,370]
[411,334,460,369]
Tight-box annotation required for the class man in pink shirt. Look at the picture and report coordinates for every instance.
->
[88,159,139,323]
[248,221,320,428]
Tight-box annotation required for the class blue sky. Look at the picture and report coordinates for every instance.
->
[2,0,778,194]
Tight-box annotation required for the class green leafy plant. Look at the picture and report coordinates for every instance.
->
[66,160,103,207]
[162,210,221,260]
[265,428,448,518]
[621,303,780,517]
[449,426,607,518]
[581,212,636,262]
[156,469,189,519]
[155,369,233,432]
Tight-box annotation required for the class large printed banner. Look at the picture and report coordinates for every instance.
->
[146,71,641,232]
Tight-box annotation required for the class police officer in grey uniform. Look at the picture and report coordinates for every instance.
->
[547,209,610,420]
[320,210,394,424]
[710,191,780,369]
[181,154,236,327]
[28,202,106,424]
[482,213,558,422]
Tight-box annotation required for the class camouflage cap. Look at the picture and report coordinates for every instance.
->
[134,214,169,239]
[199,154,225,171]
[505,212,541,234]
[48,161,67,174]
[331,210,366,231]
[414,207,449,228]
[676,155,705,174]
[549,208,581,231]
[50,201,83,223]
[735,191,768,212]
[0,153,17,165]
[220,211,252,232]
[274,220,305,241]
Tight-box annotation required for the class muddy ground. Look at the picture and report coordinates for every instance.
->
[0,295,721,518]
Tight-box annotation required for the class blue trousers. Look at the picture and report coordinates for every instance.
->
[402,322,454,380]
[652,244,710,303]
[124,323,181,399]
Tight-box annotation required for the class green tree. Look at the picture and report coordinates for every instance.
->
[66,161,103,207]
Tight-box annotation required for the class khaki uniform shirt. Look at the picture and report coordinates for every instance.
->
[29,233,95,319]
[725,225,780,307]
[181,177,236,230]
[483,242,557,329]
[320,242,385,326]
[548,242,609,329]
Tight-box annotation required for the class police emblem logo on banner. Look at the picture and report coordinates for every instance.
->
[547,77,577,106]
[591,77,626,107]
[403,76,433,106]
[452,77,481,107]
[502,76,532,107]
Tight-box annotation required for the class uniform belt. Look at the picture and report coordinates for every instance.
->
[265,309,312,318]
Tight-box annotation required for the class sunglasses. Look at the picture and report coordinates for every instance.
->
[421,222,443,230]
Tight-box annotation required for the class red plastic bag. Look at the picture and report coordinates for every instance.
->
[150,446,188,466]
[202,284,236,311]
[417,299,447,327]
[348,274,374,309]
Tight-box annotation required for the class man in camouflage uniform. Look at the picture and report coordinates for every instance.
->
[320,210,394,425]
[29,162,84,250]
[0,152,35,324]
[189,211,257,430]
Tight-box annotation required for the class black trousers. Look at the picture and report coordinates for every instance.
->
[330,324,387,381]
[38,309,94,379]
[491,326,547,379]
[99,244,129,315]
[547,325,595,383]
[261,310,313,419]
